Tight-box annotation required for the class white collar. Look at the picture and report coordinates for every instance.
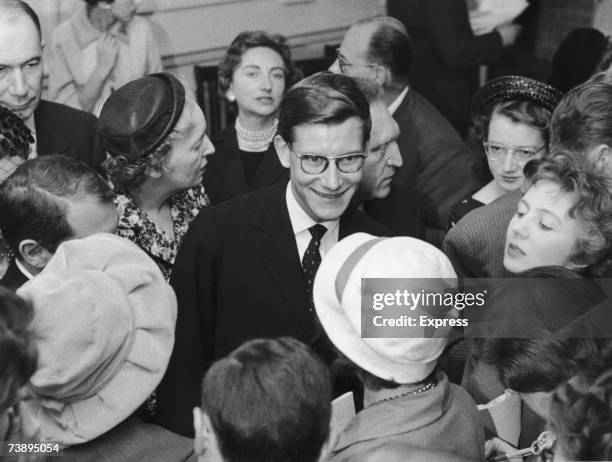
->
[387,86,409,115]
[285,182,338,235]
[15,258,35,280]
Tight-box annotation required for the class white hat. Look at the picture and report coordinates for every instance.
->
[17,233,177,444]
[314,233,457,384]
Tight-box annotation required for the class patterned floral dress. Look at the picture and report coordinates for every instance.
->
[115,185,210,281]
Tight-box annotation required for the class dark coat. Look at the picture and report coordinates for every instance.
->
[58,416,196,462]
[363,185,426,239]
[34,100,104,173]
[388,0,503,135]
[392,89,478,241]
[157,181,390,437]
[203,126,288,204]
[0,258,27,291]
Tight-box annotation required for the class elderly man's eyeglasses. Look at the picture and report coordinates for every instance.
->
[483,142,546,164]
[336,48,378,74]
[288,144,367,174]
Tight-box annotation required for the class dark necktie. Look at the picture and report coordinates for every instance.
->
[302,224,327,317]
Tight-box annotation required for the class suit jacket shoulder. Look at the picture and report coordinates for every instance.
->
[443,191,519,278]
[393,89,478,231]
[34,100,104,173]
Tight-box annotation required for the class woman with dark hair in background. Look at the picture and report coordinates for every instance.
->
[46,0,162,115]
[449,76,561,227]
[202,30,300,204]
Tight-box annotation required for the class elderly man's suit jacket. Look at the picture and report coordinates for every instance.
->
[34,100,104,173]
[392,89,478,243]
[203,126,288,204]
[157,181,390,437]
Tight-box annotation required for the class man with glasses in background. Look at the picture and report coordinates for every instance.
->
[156,72,390,438]
[330,16,477,247]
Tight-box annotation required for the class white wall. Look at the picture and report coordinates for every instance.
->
[27,0,384,95]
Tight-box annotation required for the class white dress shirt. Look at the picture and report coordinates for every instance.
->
[285,183,339,263]
[388,86,409,115]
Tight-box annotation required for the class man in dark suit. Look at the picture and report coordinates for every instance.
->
[387,0,520,136]
[331,16,478,246]
[0,155,118,290]
[157,72,390,437]
[353,80,425,238]
[0,1,103,171]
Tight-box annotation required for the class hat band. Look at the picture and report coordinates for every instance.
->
[335,237,386,302]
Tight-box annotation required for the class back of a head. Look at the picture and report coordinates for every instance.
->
[0,286,36,413]
[481,266,608,393]
[200,337,332,462]
[0,155,114,254]
[278,71,371,148]
[359,16,412,86]
[550,341,612,461]
[550,76,612,161]
[550,28,608,93]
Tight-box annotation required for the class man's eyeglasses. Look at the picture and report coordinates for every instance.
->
[336,48,378,74]
[483,142,546,164]
[288,144,367,174]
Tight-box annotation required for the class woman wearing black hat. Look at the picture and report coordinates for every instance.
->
[448,76,561,228]
[99,72,215,280]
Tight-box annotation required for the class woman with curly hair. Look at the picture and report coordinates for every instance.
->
[203,31,300,204]
[503,156,612,276]
[99,73,214,280]
[449,76,561,228]
[550,342,612,461]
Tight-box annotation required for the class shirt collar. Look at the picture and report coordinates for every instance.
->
[388,86,409,115]
[15,258,35,280]
[285,182,338,235]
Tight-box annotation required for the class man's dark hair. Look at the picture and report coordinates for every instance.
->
[550,74,612,159]
[278,71,371,149]
[200,337,332,462]
[0,287,36,413]
[0,0,41,39]
[359,16,412,86]
[0,155,115,254]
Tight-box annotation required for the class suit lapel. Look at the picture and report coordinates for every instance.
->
[253,182,311,335]
[34,101,70,156]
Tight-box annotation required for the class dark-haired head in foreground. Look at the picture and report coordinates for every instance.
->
[194,337,332,462]
[0,155,118,278]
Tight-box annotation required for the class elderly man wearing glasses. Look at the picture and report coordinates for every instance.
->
[156,71,390,437]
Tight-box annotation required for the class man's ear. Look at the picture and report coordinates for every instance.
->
[274,135,291,169]
[590,143,612,172]
[145,163,163,180]
[372,64,389,88]
[193,407,218,459]
[18,240,52,270]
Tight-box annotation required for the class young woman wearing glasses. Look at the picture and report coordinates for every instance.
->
[448,76,561,228]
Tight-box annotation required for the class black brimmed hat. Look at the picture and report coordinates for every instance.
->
[472,75,563,117]
[98,73,186,161]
